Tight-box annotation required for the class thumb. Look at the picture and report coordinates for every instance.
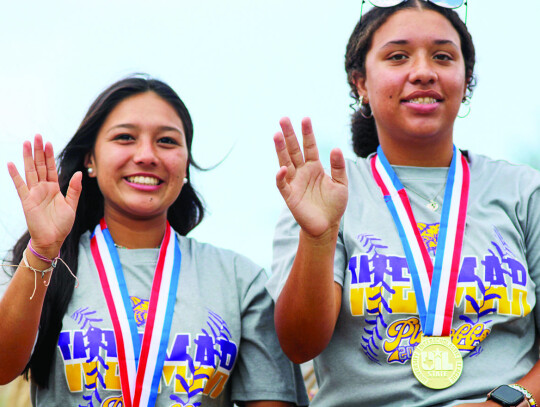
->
[65,171,83,211]
[329,148,347,186]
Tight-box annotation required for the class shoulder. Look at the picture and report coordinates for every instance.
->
[344,155,376,185]
[468,151,540,177]
[467,151,540,192]
[345,155,371,172]
[175,232,267,282]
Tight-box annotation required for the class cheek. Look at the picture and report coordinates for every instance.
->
[166,153,188,181]
[369,76,402,103]
[94,147,125,171]
[446,76,467,102]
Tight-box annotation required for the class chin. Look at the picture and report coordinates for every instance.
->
[121,205,168,221]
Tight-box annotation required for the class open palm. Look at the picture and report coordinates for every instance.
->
[274,118,348,238]
[8,135,82,256]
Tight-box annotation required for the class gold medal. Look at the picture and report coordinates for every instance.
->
[411,336,463,389]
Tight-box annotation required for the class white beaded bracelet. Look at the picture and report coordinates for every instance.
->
[22,248,55,300]
[509,384,537,407]
[21,249,79,300]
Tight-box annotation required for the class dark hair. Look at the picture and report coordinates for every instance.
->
[345,0,476,157]
[8,74,205,388]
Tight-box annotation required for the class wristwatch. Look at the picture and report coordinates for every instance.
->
[488,385,529,407]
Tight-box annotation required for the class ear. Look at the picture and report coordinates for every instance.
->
[84,152,97,178]
[463,72,473,100]
[352,71,369,103]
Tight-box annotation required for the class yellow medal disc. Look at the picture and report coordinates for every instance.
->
[411,336,463,389]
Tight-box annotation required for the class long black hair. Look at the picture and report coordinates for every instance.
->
[8,75,205,388]
[345,0,477,157]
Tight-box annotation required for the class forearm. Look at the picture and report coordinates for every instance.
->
[456,361,540,407]
[0,251,53,384]
[275,227,341,363]
[515,359,540,405]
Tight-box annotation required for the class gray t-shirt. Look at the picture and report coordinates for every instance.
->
[7,232,308,406]
[267,152,540,407]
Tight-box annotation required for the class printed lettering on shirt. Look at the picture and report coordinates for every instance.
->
[58,298,238,406]
[350,225,532,365]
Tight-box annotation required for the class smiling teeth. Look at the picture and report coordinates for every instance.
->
[407,97,438,104]
[126,176,159,185]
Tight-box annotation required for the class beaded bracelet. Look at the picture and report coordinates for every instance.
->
[21,247,79,300]
[509,384,537,407]
[22,249,54,300]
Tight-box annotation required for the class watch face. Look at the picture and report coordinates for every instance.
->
[491,385,525,405]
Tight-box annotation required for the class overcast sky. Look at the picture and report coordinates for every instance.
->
[1,0,539,270]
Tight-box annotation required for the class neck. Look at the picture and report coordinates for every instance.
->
[104,211,168,249]
[379,138,454,167]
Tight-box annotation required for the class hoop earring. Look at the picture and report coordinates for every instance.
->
[358,96,373,119]
[457,96,471,119]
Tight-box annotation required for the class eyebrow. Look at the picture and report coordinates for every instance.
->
[107,123,185,136]
[381,39,459,49]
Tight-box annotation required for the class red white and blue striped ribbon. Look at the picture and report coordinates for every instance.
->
[90,219,181,407]
[370,146,469,336]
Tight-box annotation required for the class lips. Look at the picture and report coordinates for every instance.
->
[125,175,162,186]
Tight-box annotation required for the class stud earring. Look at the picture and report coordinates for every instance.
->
[183,178,188,185]
[87,167,94,175]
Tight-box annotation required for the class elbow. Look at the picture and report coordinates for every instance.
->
[275,317,333,364]
[0,361,27,385]
[277,332,332,364]
[0,372,23,386]
[274,299,336,364]
[284,349,319,365]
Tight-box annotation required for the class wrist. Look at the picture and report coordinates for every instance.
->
[28,239,62,262]
[509,384,537,407]
[300,224,340,246]
[488,385,531,407]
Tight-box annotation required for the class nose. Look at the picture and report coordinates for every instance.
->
[133,137,158,166]
[408,56,437,85]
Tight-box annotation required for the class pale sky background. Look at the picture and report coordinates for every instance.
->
[1,0,539,271]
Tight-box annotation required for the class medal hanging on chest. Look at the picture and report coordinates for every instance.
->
[90,219,182,407]
[371,146,470,389]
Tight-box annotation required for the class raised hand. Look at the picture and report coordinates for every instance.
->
[7,134,82,258]
[274,117,348,238]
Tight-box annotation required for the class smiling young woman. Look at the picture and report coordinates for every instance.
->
[267,1,540,406]
[86,92,190,249]
[354,8,467,166]
[0,76,309,407]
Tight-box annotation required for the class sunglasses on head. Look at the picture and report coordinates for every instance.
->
[360,0,468,24]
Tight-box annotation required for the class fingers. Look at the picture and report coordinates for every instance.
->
[329,148,347,186]
[65,171,83,212]
[275,166,291,200]
[279,117,304,168]
[20,135,57,189]
[33,135,47,181]
[44,142,58,183]
[7,162,29,201]
[301,117,320,162]
[273,132,296,182]
[23,140,38,188]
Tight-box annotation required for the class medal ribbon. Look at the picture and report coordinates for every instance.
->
[90,219,181,407]
[370,145,469,336]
